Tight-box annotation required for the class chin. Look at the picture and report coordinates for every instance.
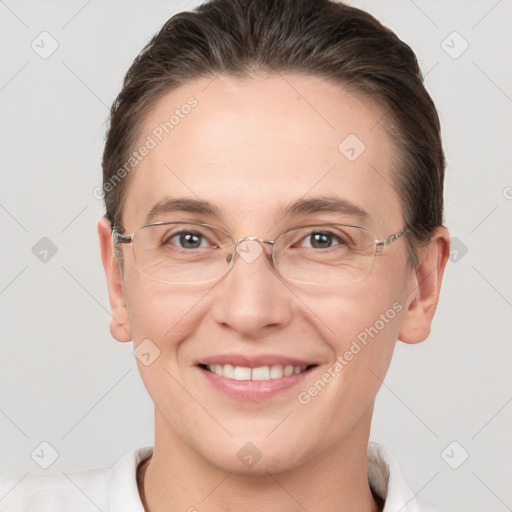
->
[199,436,309,476]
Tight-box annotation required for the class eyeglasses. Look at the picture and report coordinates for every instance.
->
[112,221,407,286]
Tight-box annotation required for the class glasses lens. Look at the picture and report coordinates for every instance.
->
[132,223,233,284]
[273,224,376,285]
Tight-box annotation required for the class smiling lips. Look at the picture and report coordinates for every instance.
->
[197,363,317,401]
[196,355,319,400]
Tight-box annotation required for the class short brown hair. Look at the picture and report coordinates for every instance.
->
[102,0,445,265]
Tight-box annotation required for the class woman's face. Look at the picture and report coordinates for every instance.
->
[106,73,420,473]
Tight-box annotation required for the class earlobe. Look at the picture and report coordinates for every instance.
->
[97,216,132,343]
[398,227,450,344]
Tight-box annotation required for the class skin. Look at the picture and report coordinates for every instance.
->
[98,73,450,512]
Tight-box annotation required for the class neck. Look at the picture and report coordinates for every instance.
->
[138,408,382,512]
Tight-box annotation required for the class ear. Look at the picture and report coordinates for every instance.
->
[97,216,132,342]
[398,227,450,344]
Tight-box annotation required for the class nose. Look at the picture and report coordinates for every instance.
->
[210,239,293,337]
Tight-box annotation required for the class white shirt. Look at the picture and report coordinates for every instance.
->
[0,442,443,511]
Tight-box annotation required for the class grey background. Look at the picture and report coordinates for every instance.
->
[0,1,511,511]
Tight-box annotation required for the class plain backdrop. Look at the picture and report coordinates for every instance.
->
[1,1,511,511]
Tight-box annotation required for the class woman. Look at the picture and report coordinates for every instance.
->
[0,0,450,510]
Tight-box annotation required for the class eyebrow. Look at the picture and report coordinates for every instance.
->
[143,196,369,226]
[144,197,221,225]
[277,197,369,222]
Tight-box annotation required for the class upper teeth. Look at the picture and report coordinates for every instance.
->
[206,364,308,380]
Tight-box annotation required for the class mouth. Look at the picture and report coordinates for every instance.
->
[195,357,319,401]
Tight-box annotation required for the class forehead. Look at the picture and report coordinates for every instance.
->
[122,73,403,233]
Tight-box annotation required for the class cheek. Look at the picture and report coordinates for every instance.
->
[307,281,405,389]
[123,272,208,348]
[295,288,404,432]
[123,279,211,407]
[336,294,403,375]
[302,274,405,349]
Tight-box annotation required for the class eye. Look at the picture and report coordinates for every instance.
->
[299,231,343,249]
[166,230,212,250]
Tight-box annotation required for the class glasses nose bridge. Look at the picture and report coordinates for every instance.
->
[234,235,275,246]
[231,235,276,262]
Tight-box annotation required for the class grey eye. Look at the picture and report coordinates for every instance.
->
[300,232,341,249]
[167,231,209,249]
